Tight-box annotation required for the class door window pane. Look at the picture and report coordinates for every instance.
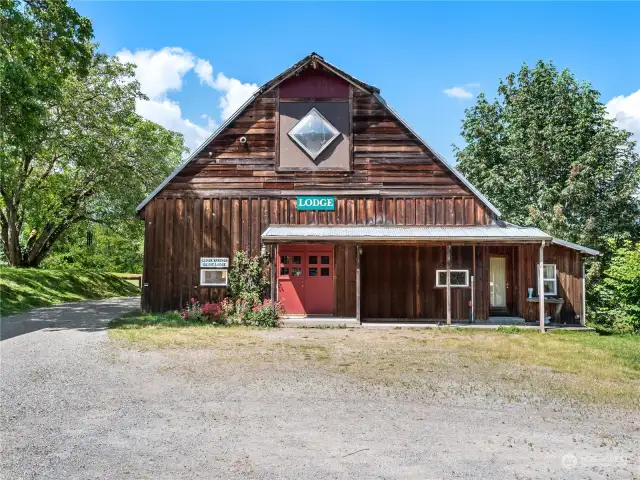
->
[293,256,302,265]
[308,267,318,276]
[321,268,330,276]
[292,267,302,277]
[280,255,289,265]
[280,267,289,276]
[320,255,330,264]
[308,255,318,264]
[438,271,447,285]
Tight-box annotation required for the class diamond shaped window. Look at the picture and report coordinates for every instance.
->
[288,107,340,160]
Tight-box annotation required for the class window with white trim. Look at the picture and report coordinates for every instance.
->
[435,270,469,288]
[200,269,228,286]
[540,263,557,295]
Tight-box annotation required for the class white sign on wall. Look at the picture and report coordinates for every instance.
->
[200,257,229,268]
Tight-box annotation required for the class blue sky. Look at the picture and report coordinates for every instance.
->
[73,1,640,163]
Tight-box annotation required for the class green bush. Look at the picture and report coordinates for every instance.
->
[227,250,269,303]
[593,241,640,333]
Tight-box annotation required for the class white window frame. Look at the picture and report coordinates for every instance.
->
[539,263,557,296]
[435,269,470,288]
[288,107,340,160]
[200,268,228,287]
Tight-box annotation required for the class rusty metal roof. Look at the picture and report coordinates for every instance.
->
[262,225,552,242]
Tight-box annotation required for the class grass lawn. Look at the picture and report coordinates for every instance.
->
[110,312,640,410]
[0,267,140,316]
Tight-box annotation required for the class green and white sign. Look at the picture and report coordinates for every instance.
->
[296,196,335,211]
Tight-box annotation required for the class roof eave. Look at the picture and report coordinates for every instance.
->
[552,238,601,256]
[136,87,264,213]
[262,53,379,95]
[263,236,551,243]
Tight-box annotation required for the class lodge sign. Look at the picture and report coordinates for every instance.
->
[296,196,335,211]
[200,257,229,268]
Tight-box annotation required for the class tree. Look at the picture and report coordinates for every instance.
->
[1,0,93,163]
[42,220,145,273]
[455,61,640,253]
[0,49,184,266]
[594,241,640,332]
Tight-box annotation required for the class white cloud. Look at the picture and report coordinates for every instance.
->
[195,59,214,87]
[606,89,640,147]
[117,47,195,100]
[116,47,257,152]
[212,73,259,121]
[135,98,213,153]
[443,86,473,99]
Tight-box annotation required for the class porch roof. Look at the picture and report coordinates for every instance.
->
[262,224,553,243]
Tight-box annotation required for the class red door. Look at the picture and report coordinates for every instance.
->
[277,247,305,315]
[277,245,333,315]
[304,250,334,314]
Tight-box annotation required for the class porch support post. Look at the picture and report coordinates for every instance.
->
[471,244,476,323]
[581,260,586,326]
[538,241,546,333]
[270,244,276,305]
[446,244,452,325]
[356,243,361,324]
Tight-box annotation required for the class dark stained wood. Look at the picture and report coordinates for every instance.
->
[137,64,552,315]
[360,245,474,320]
[279,69,350,99]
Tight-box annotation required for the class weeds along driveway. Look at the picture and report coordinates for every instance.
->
[1,309,639,479]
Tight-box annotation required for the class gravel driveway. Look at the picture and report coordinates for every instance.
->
[1,298,638,479]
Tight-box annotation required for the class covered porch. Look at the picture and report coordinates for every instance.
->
[263,224,591,332]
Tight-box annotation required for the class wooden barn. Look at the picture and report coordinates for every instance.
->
[136,53,599,330]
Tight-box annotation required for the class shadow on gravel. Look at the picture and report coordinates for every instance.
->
[0,298,140,341]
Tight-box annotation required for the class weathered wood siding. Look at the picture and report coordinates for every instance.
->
[361,245,473,320]
[155,87,493,200]
[520,244,583,324]
[142,196,492,313]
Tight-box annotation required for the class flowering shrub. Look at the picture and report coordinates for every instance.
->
[181,298,205,322]
[201,302,221,319]
[180,298,224,323]
[212,296,283,327]
[244,299,284,327]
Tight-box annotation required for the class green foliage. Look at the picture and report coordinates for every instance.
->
[220,298,281,327]
[1,0,94,155]
[42,221,144,273]
[593,241,640,332]
[454,60,640,333]
[1,0,185,267]
[455,60,640,255]
[227,250,269,303]
[0,267,139,316]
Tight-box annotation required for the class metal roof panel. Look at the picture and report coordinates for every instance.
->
[262,225,552,242]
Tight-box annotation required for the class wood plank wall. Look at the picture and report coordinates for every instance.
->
[142,195,492,313]
[520,245,583,324]
[143,196,583,321]
[361,245,473,320]
[157,87,494,199]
